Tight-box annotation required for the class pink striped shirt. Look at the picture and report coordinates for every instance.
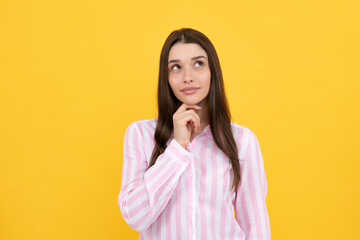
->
[118,118,270,239]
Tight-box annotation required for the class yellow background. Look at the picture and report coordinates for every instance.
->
[0,0,359,239]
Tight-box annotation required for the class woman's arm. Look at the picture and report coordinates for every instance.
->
[118,122,193,232]
[235,129,271,239]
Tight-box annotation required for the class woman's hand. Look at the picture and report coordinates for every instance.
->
[173,103,201,149]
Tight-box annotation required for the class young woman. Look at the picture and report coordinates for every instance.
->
[118,28,270,240]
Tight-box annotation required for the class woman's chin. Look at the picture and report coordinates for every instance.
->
[181,100,201,106]
[177,95,208,106]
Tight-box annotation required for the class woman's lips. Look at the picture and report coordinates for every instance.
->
[181,87,200,95]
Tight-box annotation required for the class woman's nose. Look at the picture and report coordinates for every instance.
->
[183,67,193,83]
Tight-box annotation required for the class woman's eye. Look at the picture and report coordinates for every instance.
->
[194,61,204,67]
[171,64,180,70]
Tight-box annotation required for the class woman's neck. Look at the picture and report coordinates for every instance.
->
[195,100,209,129]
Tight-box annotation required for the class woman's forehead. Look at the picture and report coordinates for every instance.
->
[168,42,207,61]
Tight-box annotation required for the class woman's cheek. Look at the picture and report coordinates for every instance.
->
[168,77,179,92]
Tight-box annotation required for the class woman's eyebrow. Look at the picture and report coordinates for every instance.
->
[168,55,207,64]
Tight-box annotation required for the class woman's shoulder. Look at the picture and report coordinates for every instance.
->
[127,118,158,127]
[230,121,253,136]
[230,122,260,155]
[125,118,158,136]
[231,121,261,139]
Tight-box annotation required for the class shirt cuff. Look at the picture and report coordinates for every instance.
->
[165,139,193,165]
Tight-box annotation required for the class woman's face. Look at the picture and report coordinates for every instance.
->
[168,42,211,106]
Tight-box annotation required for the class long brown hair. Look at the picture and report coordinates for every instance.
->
[148,28,241,191]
